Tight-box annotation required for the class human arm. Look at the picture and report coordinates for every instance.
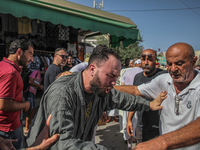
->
[133,117,200,150]
[0,98,30,112]
[0,137,17,150]
[28,77,44,90]
[113,85,143,96]
[55,71,72,79]
[27,115,60,150]
[127,111,135,137]
[108,89,166,112]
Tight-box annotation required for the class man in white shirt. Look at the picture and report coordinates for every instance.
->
[115,42,200,150]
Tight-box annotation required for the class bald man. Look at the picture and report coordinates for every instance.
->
[115,43,200,150]
[123,49,167,146]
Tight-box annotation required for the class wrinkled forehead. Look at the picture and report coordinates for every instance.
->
[142,50,156,57]
[166,47,191,61]
[98,56,121,75]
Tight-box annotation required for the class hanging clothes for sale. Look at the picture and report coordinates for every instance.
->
[58,24,69,41]
[31,20,46,37]
[69,26,78,42]
[46,22,57,38]
[67,43,76,55]
[0,14,18,32]
[18,17,32,34]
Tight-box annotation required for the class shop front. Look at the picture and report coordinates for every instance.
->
[0,0,140,62]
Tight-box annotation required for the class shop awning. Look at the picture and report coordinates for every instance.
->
[0,0,140,43]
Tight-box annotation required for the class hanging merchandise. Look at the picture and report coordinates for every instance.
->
[46,37,56,51]
[31,20,46,37]
[18,17,32,34]
[58,24,69,41]
[0,13,18,32]
[67,43,76,56]
[46,22,57,38]
[69,26,78,42]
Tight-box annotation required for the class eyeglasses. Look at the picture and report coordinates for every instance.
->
[141,54,155,60]
[56,54,67,59]
[174,95,180,116]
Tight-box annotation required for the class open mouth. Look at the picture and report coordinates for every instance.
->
[172,74,180,78]
[105,87,113,93]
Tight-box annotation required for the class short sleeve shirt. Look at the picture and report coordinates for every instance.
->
[138,72,200,150]
[29,70,42,95]
[44,64,63,91]
[0,57,23,132]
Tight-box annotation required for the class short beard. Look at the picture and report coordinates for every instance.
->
[19,54,27,68]
[90,71,107,97]
[142,65,155,75]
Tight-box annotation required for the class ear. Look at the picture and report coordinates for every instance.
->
[16,48,23,56]
[192,56,197,66]
[89,64,96,77]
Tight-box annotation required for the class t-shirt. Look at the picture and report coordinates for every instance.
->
[29,70,42,95]
[0,57,23,132]
[121,67,143,85]
[69,62,88,72]
[138,71,200,150]
[63,65,73,71]
[44,64,63,91]
[133,68,167,141]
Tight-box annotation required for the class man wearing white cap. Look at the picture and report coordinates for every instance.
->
[121,58,143,149]
[120,50,167,146]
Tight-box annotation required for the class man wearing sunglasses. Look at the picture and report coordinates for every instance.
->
[125,49,167,145]
[115,42,200,150]
[44,48,68,91]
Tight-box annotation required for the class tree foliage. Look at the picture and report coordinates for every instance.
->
[115,41,143,64]
[95,35,143,64]
[95,35,109,47]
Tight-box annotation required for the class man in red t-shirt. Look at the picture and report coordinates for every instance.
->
[0,39,33,149]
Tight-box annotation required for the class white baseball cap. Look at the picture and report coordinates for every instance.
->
[134,59,141,64]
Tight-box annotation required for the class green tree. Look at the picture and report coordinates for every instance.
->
[113,41,143,64]
[95,35,143,64]
[95,35,109,47]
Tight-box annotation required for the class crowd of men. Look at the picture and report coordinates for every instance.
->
[0,39,200,150]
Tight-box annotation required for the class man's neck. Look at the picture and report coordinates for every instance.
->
[53,61,63,70]
[143,68,157,77]
[7,55,19,66]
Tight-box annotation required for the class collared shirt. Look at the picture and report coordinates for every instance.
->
[0,57,23,132]
[27,72,150,149]
[138,72,200,150]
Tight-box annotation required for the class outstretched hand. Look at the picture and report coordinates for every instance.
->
[29,115,60,150]
[150,91,167,111]
[0,137,17,150]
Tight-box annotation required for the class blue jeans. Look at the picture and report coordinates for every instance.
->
[0,125,23,150]
[27,92,36,109]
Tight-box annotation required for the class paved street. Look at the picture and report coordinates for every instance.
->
[95,118,136,150]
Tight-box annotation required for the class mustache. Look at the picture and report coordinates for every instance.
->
[142,65,151,69]
[169,70,181,75]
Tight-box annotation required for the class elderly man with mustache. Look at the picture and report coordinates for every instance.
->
[115,42,200,150]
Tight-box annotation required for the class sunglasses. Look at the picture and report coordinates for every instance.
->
[56,54,68,59]
[174,95,180,116]
[141,54,155,60]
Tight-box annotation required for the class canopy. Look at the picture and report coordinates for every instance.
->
[0,0,141,43]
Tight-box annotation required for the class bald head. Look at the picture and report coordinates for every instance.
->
[166,42,197,84]
[140,49,157,76]
[166,42,195,61]
[142,49,157,57]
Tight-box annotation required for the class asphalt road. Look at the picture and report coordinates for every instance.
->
[95,118,136,150]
